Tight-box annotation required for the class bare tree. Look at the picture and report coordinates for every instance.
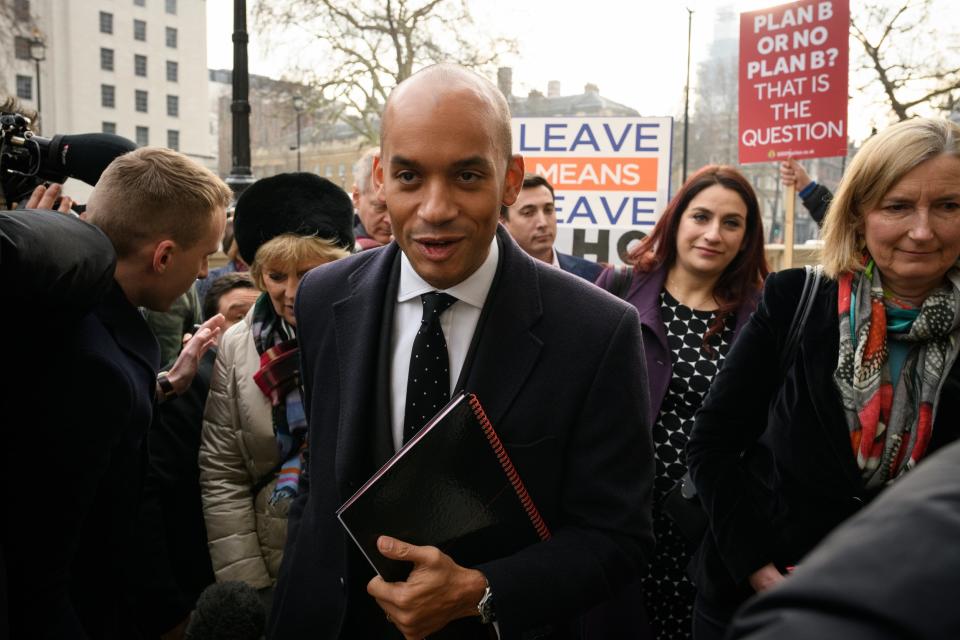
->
[254,0,516,144]
[851,0,960,121]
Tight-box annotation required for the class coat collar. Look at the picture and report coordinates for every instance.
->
[632,265,757,345]
[98,281,160,375]
[331,229,545,487]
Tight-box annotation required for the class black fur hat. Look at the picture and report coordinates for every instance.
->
[234,172,355,264]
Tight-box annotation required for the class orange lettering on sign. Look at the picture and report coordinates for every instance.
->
[528,157,658,192]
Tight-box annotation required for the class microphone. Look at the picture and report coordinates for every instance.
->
[42,133,138,186]
[184,581,266,640]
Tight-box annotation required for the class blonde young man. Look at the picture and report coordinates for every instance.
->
[3,147,231,639]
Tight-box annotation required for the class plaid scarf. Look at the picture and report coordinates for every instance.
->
[835,258,960,490]
[251,293,307,506]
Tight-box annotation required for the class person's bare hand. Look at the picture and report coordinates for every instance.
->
[367,536,487,640]
[749,562,786,593]
[165,314,225,394]
[779,159,812,192]
[26,183,74,214]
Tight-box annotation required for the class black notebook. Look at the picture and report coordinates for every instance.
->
[337,392,551,582]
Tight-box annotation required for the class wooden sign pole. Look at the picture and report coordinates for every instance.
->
[783,183,795,269]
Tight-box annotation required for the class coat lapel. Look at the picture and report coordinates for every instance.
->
[332,245,399,490]
[633,268,670,355]
[462,228,543,431]
[799,281,862,489]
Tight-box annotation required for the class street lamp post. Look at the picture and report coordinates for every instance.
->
[292,95,304,172]
[226,0,255,197]
[28,36,46,130]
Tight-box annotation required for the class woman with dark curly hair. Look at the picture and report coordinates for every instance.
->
[595,165,769,638]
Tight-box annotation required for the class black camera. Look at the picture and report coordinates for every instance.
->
[0,111,137,207]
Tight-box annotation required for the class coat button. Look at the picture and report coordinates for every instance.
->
[655,359,665,366]
[340,576,345,591]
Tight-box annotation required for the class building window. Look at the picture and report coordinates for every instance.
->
[134,19,146,41]
[101,84,116,108]
[165,0,176,14]
[15,75,32,100]
[135,90,148,112]
[134,54,147,77]
[102,121,117,135]
[136,126,149,147]
[167,129,179,151]
[100,48,114,71]
[14,0,30,22]
[134,0,145,6]
[165,26,177,48]
[99,11,113,34]
[14,36,30,60]
[166,95,179,117]
[166,60,178,82]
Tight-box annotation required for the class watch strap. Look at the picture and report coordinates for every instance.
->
[477,584,495,624]
[156,371,177,402]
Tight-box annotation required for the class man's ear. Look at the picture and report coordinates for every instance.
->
[351,184,361,208]
[372,154,385,198]
[151,240,176,273]
[501,154,525,208]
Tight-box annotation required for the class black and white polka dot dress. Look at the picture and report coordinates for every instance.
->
[642,289,734,639]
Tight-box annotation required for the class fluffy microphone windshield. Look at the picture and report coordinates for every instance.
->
[51,133,138,186]
[184,581,265,640]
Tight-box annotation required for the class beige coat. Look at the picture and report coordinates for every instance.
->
[199,308,287,588]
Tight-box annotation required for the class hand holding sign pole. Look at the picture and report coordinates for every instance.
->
[739,0,849,268]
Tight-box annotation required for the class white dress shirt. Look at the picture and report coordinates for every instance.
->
[389,238,499,451]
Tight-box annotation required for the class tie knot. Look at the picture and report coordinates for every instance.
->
[420,292,457,320]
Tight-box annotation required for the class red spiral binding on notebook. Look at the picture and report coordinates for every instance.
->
[468,394,552,542]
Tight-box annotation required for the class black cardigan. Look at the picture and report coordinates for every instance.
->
[687,268,960,612]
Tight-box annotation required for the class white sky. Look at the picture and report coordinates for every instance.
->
[205,0,960,145]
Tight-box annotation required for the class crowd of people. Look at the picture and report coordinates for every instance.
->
[2,63,960,640]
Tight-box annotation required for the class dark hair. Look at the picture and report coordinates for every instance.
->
[202,272,256,321]
[629,164,769,348]
[500,173,555,220]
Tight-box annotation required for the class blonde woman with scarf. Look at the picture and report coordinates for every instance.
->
[199,173,353,611]
[687,118,960,639]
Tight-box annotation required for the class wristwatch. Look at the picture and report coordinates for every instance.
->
[156,371,177,402]
[477,584,496,624]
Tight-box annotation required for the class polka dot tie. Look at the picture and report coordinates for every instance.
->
[403,292,457,443]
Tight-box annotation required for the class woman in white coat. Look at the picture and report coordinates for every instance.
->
[199,173,354,603]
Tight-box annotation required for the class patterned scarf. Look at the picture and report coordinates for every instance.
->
[251,293,307,506]
[835,258,960,490]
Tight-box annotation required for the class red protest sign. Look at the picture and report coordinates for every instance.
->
[739,0,849,164]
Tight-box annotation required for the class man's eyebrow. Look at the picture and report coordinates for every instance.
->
[390,155,420,169]
[451,156,494,171]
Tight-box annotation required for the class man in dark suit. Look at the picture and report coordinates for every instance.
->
[2,148,231,639]
[500,173,604,283]
[270,64,654,639]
